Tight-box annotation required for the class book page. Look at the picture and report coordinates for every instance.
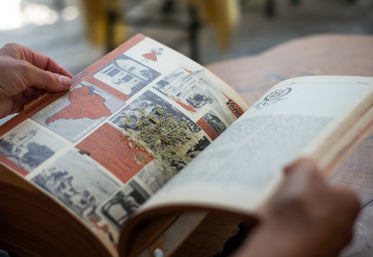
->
[136,76,373,214]
[0,34,247,250]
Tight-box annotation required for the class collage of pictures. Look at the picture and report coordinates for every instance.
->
[0,35,247,245]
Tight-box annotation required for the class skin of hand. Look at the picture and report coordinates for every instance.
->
[232,158,360,257]
[0,43,73,119]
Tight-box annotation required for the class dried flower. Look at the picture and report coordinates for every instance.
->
[120,106,197,178]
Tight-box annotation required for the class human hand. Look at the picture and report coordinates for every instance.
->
[0,43,73,118]
[233,158,360,257]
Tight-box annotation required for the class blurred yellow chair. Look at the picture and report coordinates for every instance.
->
[79,0,240,58]
[79,0,128,51]
[182,0,240,50]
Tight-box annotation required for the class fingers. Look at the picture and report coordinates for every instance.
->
[252,158,361,257]
[0,43,73,78]
[329,184,360,227]
[20,45,73,78]
[282,158,360,213]
[269,158,326,214]
[331,184,360,213]
[0,43,73,118]
[0,43,73,92]
[22,86,47,104]
[0,94,23,118]
[283,158,360,243]
[282,158,326,198]
[284,157,319,176]
[19,60,73,92]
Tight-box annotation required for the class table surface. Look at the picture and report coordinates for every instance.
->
[206,33,373,257]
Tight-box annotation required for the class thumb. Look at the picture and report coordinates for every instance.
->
[23,62,72,92]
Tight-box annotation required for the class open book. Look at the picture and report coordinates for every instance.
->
[0,34,372,257]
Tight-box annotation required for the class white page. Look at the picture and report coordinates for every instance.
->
[138,76,373,213]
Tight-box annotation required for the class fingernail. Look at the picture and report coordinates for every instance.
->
[58,75,72,87]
